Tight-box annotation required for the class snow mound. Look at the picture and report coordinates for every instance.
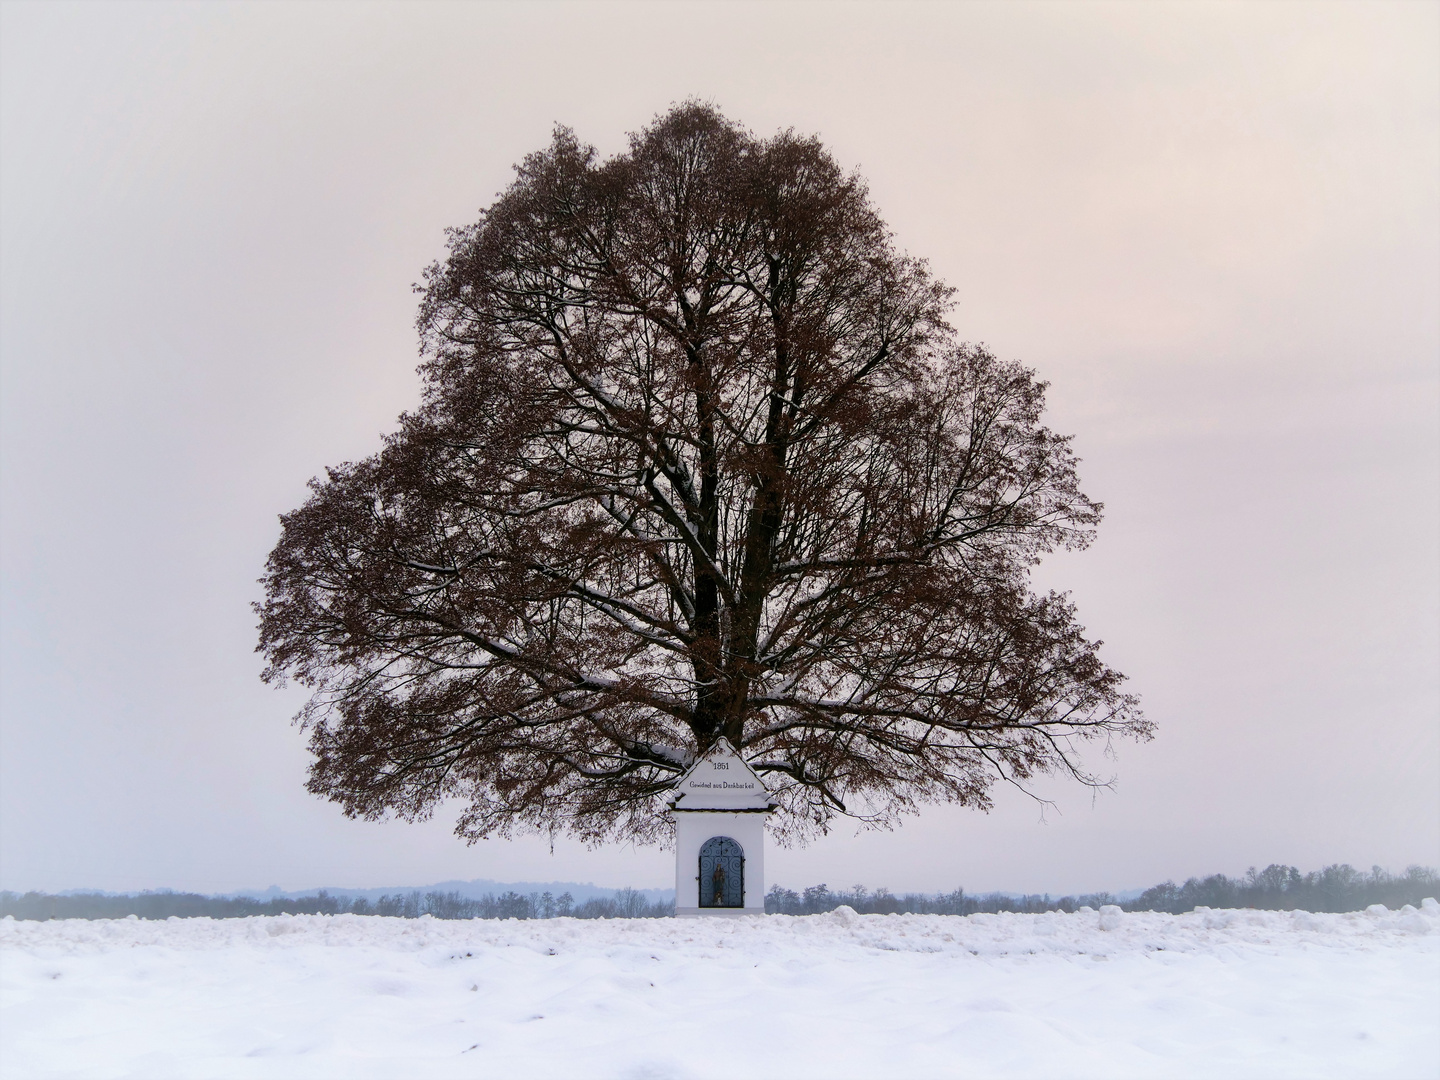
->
[5,901,1434,958]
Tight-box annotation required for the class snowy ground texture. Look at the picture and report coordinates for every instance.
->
[3,902,1438,1080]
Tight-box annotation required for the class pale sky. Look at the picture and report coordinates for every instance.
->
[2,1,1436,897]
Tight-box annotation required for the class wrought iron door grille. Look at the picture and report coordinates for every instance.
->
[698,836,745,907]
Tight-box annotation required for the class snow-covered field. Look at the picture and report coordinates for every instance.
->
[3,903,1437,1079]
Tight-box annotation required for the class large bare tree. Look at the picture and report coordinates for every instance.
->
[257,104,1149,845]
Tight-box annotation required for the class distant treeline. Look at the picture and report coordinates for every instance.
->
[6,864,1434,922]
[764,883,1123,916]
[765,864,1440,917]
[0,887,672,922]
[1127,863,1438,914]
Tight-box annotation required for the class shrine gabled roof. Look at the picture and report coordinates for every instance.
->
[667,737,772,811]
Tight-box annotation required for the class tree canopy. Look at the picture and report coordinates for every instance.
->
[257,103,1149,845]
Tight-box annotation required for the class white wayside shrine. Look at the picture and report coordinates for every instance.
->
[668,738,774,917]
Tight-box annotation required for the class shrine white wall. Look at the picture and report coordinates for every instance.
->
[671,811,768,917]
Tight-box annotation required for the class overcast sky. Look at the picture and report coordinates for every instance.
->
[2,1,1436,897]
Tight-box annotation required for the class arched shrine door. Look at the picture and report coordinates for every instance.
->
[698,836,744,908]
